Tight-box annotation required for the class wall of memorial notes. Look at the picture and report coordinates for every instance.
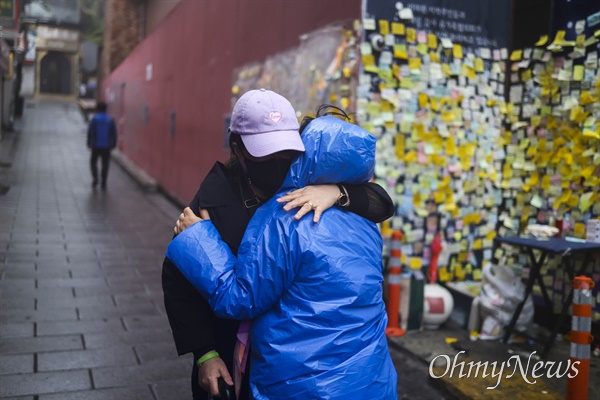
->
[358,2,509,282]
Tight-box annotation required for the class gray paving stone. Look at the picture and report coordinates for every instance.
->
[0,308,77,323]
[39,386,155,400]
[0,335,82,354]
[113,293,159,307]
[73,282,146,297]
[0,279,35,293]
[84,328,173,349]
[77,303,159,320]
[122,315,168,331]
[0,354,34,374]
[153,378,193,400]
[2,268,70,279]
[92,357,190,388]
[0,370,91,396]
[36,277,108,289]
[0,322,34,338]
[37,318,124,336]
[0,297,35,310]
[38,347,138,371]
[134,341,179,363]
[37,294,114,310]
[34,288,77,302]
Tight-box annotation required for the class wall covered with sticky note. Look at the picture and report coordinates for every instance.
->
[358,1,509,283]
[498,24,600,319]
[359,0,600,319]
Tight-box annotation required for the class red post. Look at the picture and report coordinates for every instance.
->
[566,276,595,400]
[428,234,442,284]
[385,230,406,337]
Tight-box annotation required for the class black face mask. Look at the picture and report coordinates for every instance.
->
[244,157,292,199]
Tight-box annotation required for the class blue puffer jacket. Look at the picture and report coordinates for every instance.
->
[166,116,398,400]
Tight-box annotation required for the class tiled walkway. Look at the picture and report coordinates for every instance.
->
[0,100,191,400]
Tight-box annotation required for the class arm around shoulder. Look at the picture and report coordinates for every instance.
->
[343,182,394,223]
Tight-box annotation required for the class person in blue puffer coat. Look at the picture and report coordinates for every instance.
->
[87,101,117,190]
[166,116,398,400]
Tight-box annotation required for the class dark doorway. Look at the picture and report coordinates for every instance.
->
[40,51,71,95]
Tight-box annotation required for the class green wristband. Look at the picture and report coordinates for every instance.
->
[196,351,219,366]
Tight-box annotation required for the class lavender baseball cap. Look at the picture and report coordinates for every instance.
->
[230,89,305,157]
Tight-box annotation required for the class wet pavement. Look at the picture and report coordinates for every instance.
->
[0,100,191,399]
[0,99,450,400]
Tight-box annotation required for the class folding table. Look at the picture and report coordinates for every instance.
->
[494,236,600,357]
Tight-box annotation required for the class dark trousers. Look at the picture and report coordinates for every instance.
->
[90,148,111,185]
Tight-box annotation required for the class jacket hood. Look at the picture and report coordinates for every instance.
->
[281,116,376,190]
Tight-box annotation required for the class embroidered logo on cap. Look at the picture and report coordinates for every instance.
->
[269,111,282,123]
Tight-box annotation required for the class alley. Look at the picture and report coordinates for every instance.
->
[0,100,451,400]
[0,100,192,399]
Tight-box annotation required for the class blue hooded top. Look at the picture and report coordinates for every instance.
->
[166,116,398,400]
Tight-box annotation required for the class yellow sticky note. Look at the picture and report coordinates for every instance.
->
[379,20,390,35]
[473,269,482,281]
[475,58,484,72]
[453,44,463,59]
[535,35,548,46]
[341,97,349,110]
[541,175,551,190]
[573,223,585,238]
[580,91,595,106]
[455,264,465,281]
[418,93,428,108]
[362,54,376,66]
[510,49,523,61]
[442,110,455,122]
[395,134,405,160]
[553,30,566,45]
[439,267,450,282]
[409,58,422,69]
[486,231,497,241]
[579,192,597,213]
[581,165,596,180]
[434,191,445,204]
[400,77,412,89]
[583,129,600,139]
[473,239,483,250]
[393,44,408,59]
[560,189,572,204]
[409,257,422,270]
[392,22,405,35]
[427,33,437,49]
[405,151,417,162]
[573,65,584,81]
[406,28,417,43]
[446,137,457,155]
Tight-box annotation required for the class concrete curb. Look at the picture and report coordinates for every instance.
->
[111,149,159,192]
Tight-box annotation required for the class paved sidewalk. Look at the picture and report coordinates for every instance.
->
[0,100,191,400]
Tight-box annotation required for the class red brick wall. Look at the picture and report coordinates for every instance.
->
[101,0,361,204]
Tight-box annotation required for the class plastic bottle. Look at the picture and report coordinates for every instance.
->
[562,213,571,238]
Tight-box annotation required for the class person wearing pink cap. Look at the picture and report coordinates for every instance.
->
[162,89,394,400]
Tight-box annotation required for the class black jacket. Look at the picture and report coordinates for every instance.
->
[162,161,394,399]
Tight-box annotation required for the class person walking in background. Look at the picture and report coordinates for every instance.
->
[87,101,117,190]
[162,89,394,400]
